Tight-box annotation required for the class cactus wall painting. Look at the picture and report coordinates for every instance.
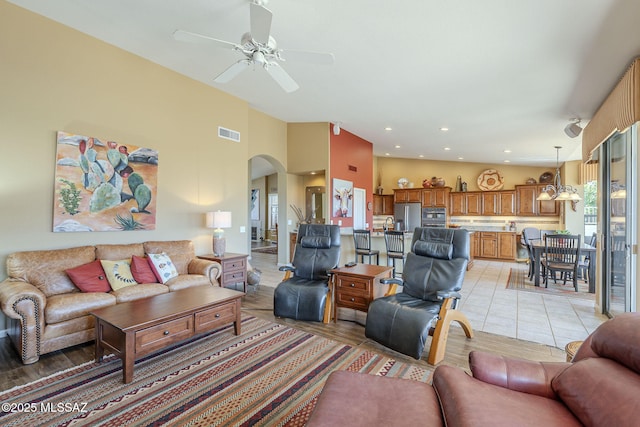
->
[53,131,158,232]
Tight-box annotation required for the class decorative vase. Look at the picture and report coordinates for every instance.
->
[455,175,462,192]
[431,177,445,187]
[377,186,384,195]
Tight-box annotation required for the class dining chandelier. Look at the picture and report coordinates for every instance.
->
[536,146,582,202]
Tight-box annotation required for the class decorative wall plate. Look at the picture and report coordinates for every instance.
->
[477,169,504,191]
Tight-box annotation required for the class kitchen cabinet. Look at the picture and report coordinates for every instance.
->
[450,193,466,216]
[481,192,499,215]
[499,191,516,215]
[394,189,422,203]
[373,194,394,215]
[468,232,478,270]
[422,187,450,208]
[516,185,559,216]
[498,232,516,259]
[466,193,482,215]
[537,185,560,215]
[476,231,516,260]
[479,232,498,258]
[471,232,480,258]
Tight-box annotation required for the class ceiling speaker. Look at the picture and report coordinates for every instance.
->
[564,122,582,138]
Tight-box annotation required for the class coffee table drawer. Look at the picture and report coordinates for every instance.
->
[195,301,237,333]
[135,315,194,354]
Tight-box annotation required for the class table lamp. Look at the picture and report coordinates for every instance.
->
[206,211,232,256]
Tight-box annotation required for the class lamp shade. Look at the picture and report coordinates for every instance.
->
[206,211,232,229]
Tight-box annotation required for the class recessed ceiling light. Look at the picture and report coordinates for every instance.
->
[385,127,392,131]
[458,157,464,160]
[503,149,512,153]
[395,145,401,149]
[310,171,316,175]
[385,152,390,156]
[444,147,451,151]
[504,160,510,163]
[418,154,424,158]
[440,127,449,132]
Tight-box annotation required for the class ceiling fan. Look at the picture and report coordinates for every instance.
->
[173,0,334,93]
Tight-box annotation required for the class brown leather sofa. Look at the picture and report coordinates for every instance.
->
[307,312,640,426]
[0,240,221,364]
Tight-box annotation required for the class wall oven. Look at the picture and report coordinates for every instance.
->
[422,207,447,228]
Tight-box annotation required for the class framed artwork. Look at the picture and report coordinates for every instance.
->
[333,178,353,218]
[53,131,159,232]
[251,189,260,220]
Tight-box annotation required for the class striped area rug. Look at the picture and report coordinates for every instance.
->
[0,316,432,426]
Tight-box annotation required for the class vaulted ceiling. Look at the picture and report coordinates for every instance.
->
[9,0,640,167]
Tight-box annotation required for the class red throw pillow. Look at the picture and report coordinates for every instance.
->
[131,255,158,283]
[66,260,111,292]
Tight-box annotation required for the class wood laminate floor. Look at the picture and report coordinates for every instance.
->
[5,251,598,391]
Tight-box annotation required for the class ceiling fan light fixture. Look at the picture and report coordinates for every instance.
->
[253,50,266,65]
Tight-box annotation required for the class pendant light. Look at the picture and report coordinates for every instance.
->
[537,146,581,202]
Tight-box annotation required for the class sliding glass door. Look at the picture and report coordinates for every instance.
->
[601,126,636,316]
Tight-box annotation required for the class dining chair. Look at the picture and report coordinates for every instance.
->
[541,234,581,291]
[384,230,406,277]
[578,232,597,283]
[353,229,379,265]
[521,227,541,280]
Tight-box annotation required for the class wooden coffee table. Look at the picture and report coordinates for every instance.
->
[91,286,244,383]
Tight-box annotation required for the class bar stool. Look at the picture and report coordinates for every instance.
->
[384,230,406,278]
[353,229,379,265]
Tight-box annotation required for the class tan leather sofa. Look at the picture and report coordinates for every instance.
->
[307,312,640,426]
[0,240,221,364]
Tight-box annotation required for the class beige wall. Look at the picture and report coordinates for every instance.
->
[287,123,330,174]
[376,157,565,193]
[0,2,290,331]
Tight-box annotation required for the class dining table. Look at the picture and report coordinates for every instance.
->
[529,240,596,293]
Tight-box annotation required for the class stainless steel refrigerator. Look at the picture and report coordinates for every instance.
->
[393,203,421,232]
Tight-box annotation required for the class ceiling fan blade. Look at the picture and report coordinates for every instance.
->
[250,2,272,45]
[214,60,251,83]
[173,29,237,50]
[281,49,335,65]
[265,62,299,93]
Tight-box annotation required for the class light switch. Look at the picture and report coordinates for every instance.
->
[338,220,342,226]
[288,219,292,225]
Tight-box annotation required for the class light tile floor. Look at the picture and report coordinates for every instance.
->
[249,250,609,350]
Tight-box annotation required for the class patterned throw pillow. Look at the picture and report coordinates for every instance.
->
[100,259,137,291]
[147,252,179,284]
[130,255,158,284]
[66,260,111,292]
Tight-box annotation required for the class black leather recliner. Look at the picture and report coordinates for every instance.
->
[273,224,341,322]
[365,227,473,364]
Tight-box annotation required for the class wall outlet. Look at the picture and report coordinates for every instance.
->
[288,219,292,225]
[338,220,342,226]
[239,226,246,233]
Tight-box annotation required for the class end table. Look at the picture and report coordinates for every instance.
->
[198,253,248,292]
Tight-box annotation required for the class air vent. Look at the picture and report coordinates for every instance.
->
[218,126,241,142]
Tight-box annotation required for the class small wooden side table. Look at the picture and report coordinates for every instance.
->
[328,264,394,322]
[198,253,248,292]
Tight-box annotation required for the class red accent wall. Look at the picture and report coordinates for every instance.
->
[329,124,373,228]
